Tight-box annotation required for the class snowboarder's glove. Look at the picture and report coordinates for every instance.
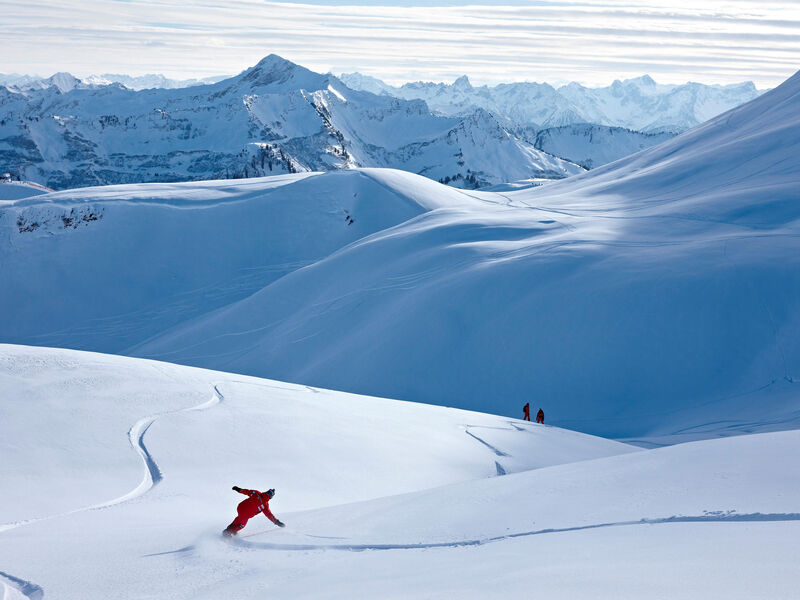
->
[232,486,241,492]
[275,520,285,528]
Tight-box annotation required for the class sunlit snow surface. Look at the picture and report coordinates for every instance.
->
[1,345,798,599]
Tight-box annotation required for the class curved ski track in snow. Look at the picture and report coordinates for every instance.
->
[146,414,799,562]
[90,384,224,509]
[0,385,224,599]
[0,387,223,530]
[230,512,800,554]
[0,570,44,600]
[222,423,800,556]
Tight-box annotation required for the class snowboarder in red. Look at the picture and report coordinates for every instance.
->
[223,486,285,536]
[523,402,531,421]
[536,408,545,424]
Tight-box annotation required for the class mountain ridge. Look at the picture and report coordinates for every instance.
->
[339,71,762,132]
[0,56,583,190]
[1,58,762,191]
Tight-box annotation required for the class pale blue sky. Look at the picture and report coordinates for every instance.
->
[3,1,798,86]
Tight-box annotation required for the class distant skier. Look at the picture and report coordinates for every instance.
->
[536,408,545,424]
[523,402,530,421]
[223,486,285,536]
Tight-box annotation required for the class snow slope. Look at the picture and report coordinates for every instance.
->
[0,181,52,200]
[0,170,474,352]
[527,124,675,169]
[134,71,800,440]
[2,70,799,441]
[0,345,797,599]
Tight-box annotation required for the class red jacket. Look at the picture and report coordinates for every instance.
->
[236,488,279,524]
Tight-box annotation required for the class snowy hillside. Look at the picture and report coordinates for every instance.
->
[0,345,797,599]
[0,170,471,352]
[524,124,675,169]
[0,55,581,190]
[2,70,799,443]
[130,70,800,441]
[0,180,52,200]
[340,72,762,133]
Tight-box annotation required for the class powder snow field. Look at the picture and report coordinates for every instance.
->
[0,171,473,353]
[1,344,798,599]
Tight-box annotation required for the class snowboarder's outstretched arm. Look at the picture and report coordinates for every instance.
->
[232,486,256,496]
[261,505,284,527]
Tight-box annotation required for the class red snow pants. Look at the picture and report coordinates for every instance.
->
[225,498,260,534]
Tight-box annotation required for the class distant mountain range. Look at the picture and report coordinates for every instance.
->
[0,56,584,190]
[0,57,761,191]
[339,73,763,134]
[0,72,226,92]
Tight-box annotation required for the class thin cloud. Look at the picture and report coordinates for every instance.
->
[1,1,797,87]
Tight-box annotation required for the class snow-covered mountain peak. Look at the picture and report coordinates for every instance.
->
[338,72,393,95]
[44,72,84,93]
[236,54,329,92]
[609,79,626,96]
[453,75,472,91]
[0,85,22,101]
[253,53,294,69]
[627,74,656,87]
[9,71,89,94]
[463,106,499,125]
[720,80,758,94]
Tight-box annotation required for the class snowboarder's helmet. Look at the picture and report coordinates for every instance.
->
[267,488,275,498]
